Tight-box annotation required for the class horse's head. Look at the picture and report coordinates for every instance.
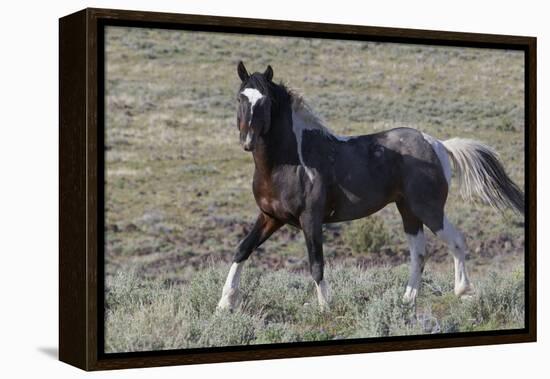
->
[236,61,274,152]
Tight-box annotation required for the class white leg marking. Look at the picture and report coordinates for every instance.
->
[403,230,426,303]
[436,217,474,297]
[315,279,331,311]
[422,132,452,186]
[217,262,244,310]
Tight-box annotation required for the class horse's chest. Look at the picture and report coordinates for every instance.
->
[253,184,284,217]
[257,195,283,216]
[252,174,296,221]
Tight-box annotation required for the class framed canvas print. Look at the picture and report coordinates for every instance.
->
[59,8,537,371]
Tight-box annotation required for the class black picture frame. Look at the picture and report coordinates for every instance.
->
[59,7,537,371]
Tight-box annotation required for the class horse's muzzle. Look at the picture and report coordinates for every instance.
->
[242,131,255,151]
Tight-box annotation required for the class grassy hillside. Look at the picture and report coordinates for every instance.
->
[104,26,526,351]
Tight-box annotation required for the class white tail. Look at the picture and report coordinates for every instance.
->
[442,138,524,215]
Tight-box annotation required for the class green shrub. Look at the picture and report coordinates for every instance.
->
[465,267,525,329]
[183,265,226,319]
[104,272,195,352]
[342,216,390,254]
[255,323,301,344]
[242,269,312,323]
[197,310,259,347]
[355,287,423,338]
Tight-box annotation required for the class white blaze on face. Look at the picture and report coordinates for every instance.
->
[241,88,264,146]
[241,88,264,124]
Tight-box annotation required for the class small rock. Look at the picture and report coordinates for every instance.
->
[106,224,119,233]
[140,210,164,225]
[125,223,138,232]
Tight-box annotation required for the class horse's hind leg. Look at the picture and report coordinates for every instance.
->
[408,202,474,298]
[434,216,474,297]
[396,200,426,304]
[217,213,282,311]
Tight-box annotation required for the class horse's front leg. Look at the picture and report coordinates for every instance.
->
[217,212,282,311]
[300,210,330,311]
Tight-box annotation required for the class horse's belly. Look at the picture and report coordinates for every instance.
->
[324,178,397,223]
[324,199,389,223]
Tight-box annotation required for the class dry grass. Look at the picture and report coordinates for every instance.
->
[105,263,525,352]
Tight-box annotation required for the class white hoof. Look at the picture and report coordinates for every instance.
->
[316,280,331,312]
[402,286,418,304]
[454,282,475,298]
[217,288,241,311]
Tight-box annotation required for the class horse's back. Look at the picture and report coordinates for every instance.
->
[334,127,435,174]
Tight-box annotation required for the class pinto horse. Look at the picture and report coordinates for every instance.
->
[217,62,524,311]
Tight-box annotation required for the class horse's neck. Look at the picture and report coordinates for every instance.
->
[252,107,298,177]
[252,141,274,177]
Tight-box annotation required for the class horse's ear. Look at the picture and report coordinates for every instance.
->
[237,61,249,82]
[264,65,273,82]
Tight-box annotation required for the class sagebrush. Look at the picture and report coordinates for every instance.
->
[104,263,524,352]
